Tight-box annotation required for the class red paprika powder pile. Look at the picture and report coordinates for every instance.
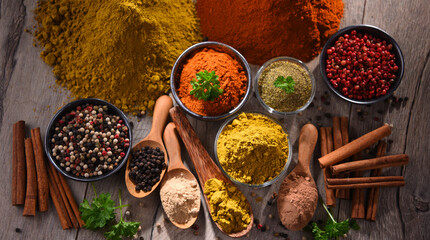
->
[196,0,344,65]
[177,48,248,116]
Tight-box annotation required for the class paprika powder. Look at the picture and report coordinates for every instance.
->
[196,0,344,65]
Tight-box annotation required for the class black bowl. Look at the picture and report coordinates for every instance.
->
[170,41,252,121]
[320,24,404,104]
[44,98,132,182]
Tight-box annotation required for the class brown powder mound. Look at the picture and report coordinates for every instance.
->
[277,172,318,231]
[196,0,344,65]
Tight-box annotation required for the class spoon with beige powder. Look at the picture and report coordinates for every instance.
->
[278,123,318,231]
[160,122,201,229]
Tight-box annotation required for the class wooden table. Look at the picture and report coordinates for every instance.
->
[1,0,429,239]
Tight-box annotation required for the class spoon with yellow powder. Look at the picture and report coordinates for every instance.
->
[125,95,173,198]
[160,122,201,229]
[169,107,254,237]
[278,123,318,231]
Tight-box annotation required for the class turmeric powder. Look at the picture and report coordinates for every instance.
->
[34,0,202,113]
[217,113,289,184]
[204,178,251,233]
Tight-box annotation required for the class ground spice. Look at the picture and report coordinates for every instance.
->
[258,60,312,112]
[204,178,251,233]
[34,0,201,113]
[160,173,200,224]
[177,48,248,116]
[217,113,289,184]
[196,0,344,65]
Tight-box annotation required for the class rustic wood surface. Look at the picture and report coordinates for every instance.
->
[1,0,429,239]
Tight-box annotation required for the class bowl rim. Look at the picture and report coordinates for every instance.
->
[44,98,132,182]
[170,41,252,121]
[213,111,292,188]
[319,24,405,104]
[254,56,316,115]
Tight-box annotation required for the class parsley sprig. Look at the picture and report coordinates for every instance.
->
[307,198,360,240]
[79,185,140,239]
[274,75,295,94]
[104,190,140,240]
[190,70,223,101]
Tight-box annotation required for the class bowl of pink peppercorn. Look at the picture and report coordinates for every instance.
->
[320,24,404,104]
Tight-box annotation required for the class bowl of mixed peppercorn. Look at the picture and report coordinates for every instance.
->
[45,98,132,181]
[320,24,404,104]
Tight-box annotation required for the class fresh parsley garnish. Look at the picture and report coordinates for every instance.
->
[274,75,295,94]
[308,198,360,240]
[190,70,223,101]
[104,190,140,240]
[79,185,140,240]
[79,184,116,229]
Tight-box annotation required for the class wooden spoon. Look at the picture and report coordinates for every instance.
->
[125,95,173,198]
[169,107,253,238]
[277,123,319,231]
[160,122,201,229]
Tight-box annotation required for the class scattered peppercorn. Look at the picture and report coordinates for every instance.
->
[316,115,322,121]
[261,225,267,232]
[254,219,260,225]
[129,146,166,192]
[324,113,332,119]
[325,30,399,100]
[191,224,199,230]
[257,224,263,230]
[49,104,130,178]
[15,228,22,233]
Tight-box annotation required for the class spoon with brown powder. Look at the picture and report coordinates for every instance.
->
[277,123,318,231]
[160,122,201,229]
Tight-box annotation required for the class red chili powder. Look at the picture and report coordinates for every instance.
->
[177,48,248,116]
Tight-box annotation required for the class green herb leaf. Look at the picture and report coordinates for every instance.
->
[307,198,360,240]
[104,219,140,240]
[79,193,116,230]
[274,75,295,94]
[190,70,223,101]
[104,189,140,240]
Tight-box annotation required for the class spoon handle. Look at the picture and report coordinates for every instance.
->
[147,95,173,142]
[297,123,318,174]
[163,123,184,170]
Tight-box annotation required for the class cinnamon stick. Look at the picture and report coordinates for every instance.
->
[330,154,408,175]
[366,141,386,221]
[320,127,335,206]
[335,116,350,199]
[327,176,404,185]
[350,153,363,218]
[318,124,392,168]
[14,121,26,205]
[327,181,405,189]
[47,164,72,229]
[48,162,79,228]
[23,139,37,216]
[31,128,49,212]
[332,117,343,150]
[326,127,333,153]
[57,167,85,227]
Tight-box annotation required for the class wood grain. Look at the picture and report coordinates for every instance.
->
[1,0,429,239]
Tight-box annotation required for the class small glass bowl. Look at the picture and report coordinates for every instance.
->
[213,112,292,188]
[254,56,316,115]
[170,41,252,121]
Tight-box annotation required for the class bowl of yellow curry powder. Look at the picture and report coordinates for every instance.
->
[255,57,315,115]
[214,112,292,187]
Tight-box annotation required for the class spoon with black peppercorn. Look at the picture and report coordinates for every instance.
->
[125,95,173,198]
[160,122,201,229]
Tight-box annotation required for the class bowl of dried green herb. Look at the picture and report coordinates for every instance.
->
[255,57,316,115]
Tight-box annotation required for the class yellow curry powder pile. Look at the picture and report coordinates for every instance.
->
[34,0,202,113]
[217,113,289,184]
[204,178,251,233]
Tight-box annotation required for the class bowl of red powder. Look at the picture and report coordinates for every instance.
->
[320,25,404,104]
[170,41,252,121]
